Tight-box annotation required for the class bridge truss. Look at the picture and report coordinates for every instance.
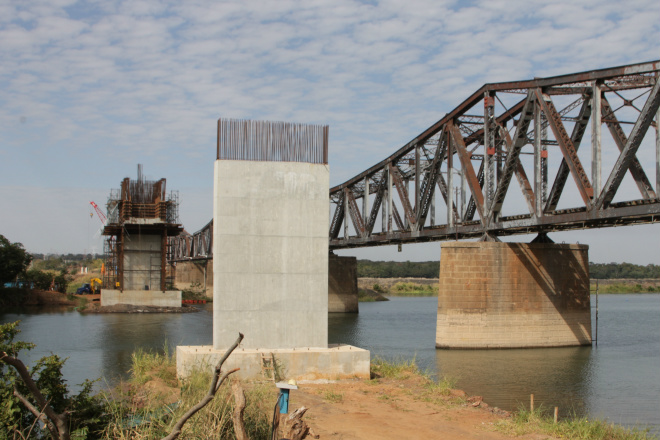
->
[169,61,660,261]
[329,61,660,250]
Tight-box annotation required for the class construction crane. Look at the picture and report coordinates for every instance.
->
[90,201,107,225]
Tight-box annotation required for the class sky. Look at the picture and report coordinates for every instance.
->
[1,0,659,264]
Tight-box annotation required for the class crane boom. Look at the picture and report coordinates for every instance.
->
[90,201,107,225]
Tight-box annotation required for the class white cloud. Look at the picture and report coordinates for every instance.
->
[0,0,658,258]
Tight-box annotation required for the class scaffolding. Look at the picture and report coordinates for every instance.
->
[102,165,183,291]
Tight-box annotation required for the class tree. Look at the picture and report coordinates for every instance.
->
[0,321,107,440]
[0,235,32,285]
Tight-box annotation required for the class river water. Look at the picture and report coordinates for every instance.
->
[1,294,658,433]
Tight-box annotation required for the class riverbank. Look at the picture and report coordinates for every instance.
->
[103,351,656,440]
[358,277,660,295]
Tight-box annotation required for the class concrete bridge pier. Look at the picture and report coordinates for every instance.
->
[436,241,592,349]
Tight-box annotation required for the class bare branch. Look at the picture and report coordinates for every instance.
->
[161,333,244,440]
[12,388,57,438]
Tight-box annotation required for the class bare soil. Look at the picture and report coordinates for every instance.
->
[287,377,557,440]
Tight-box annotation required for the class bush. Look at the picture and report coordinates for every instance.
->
[0,321,108,439]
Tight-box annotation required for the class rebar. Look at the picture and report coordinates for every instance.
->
[217,119,329,164]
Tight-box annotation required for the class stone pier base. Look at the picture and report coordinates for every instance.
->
[177,344,370,381]
[328,254,359,313]
[436,242,592,349]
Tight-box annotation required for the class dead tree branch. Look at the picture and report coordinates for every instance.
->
[280,407,316,440]
[161,332,244,440]
[1,351,70,440]
[232,381,248,440]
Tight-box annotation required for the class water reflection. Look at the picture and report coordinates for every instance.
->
[435,346,592,417]
[1,295,657,433]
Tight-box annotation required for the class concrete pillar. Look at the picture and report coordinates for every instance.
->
[436,241,591,349]
[213,160,329,350]
[328,254,359,313]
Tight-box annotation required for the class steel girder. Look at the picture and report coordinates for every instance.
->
[168,220,213,261]
[329,60,660,250]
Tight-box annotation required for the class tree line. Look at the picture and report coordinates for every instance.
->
[357,259,660,279]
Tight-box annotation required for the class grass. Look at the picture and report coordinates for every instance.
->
[103,347,273,439]
[370,356,420,380]
[494,405,658,440]
[591,283,660,294]
[388,282,437,297]
[357,288,389,302]
[323,390,344,403]
[182,281,211,301]
[129,342,175,385]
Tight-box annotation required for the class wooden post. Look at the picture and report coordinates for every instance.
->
[554,407,559,424]
[530,394,534,412]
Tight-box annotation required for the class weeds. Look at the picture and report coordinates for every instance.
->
[323,390,344,403]
[104,349,273,439]
[370,356,420,380]
[494,406,658,440]
[389,282,437,296]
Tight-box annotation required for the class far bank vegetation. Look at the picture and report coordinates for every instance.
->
[357,260,660,296]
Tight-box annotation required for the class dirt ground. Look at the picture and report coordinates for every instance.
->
[286,377,557,440]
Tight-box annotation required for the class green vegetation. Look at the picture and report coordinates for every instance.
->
[390,282,437,296]
[0,234,32,285]
[181,282,211,301]
[103,349,272,440]
[358,260,439,278]
[358,259,660,280]
[592,283,660,294]
[590,262,660,280]
[371,356,420,380]
[0,321,108,439]
[1,321,275,439]
[494,405,657,440]
[322,390,344,403]
[357,288,389,302]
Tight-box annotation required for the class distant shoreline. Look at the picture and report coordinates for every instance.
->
[358,277,660,295]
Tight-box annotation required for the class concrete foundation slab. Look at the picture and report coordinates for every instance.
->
[176,344,370,381]
[101,289,181,307]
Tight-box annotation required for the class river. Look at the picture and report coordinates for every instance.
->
[1,294,658,433]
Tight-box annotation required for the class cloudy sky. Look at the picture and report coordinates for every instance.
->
[1,0,659,263]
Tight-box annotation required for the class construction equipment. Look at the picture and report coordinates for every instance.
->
[89,201,107,225]
[76,278,103,295]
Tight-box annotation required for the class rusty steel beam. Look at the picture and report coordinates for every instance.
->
[345,188,366,237]
[331,60,660,193]
[170,61,660,261]
[601,96,657,200]
[545,96,593,211]
[389,163,417,229]
[598,78,660,208]
[535,89,594,206]
[488,92,536,219]
[448,121,486,223]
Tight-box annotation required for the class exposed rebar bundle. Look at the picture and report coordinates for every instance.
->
[217,119,329,164]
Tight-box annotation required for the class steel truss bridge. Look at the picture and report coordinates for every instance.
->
[169,60,660,261]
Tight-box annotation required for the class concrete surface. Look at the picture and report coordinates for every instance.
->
[177,344,370,381]
[101,289,181,307]
[123,234,162,291]
[436,241,592,348]
[328,254,359,313]
[213,160,330,349]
